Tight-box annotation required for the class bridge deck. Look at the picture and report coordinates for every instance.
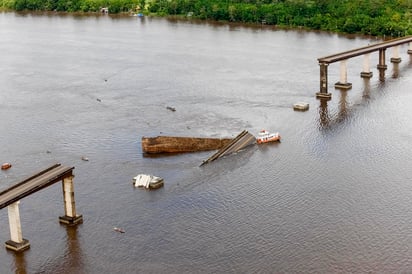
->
[318,36,412,64]
[0,163,74,209]
[201,130,256,165]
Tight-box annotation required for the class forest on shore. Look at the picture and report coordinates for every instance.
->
[1,0,412,36]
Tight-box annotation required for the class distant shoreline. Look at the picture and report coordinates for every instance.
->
[0,10,388,42]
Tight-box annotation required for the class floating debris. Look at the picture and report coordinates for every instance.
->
[113,227,125,233]
[166,106,176,112]
[142,136,232,154]
[133,174,164,189]
[293,102,309,111]
[201,130,256,166]
[81,156,89,161]
[96,98,102,102]
[1,163,12,170]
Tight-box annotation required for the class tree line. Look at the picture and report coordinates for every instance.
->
[1,0,412,36]
[0,0,146,13]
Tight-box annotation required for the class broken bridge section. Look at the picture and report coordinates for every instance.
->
[201,130,256,166]
[0,163,82,252]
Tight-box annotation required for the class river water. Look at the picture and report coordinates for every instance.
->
[1,12,412,273]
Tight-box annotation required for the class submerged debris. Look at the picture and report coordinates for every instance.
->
[133,174,164,189]
[1,163,12,170]
[113,227,125,233]
[293,102,309,111]
[201,130,256,166]
[142,136,232,154]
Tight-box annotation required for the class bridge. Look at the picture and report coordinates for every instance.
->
[201,130,256,166]
[316,35,412,99]
[0,163,82,251]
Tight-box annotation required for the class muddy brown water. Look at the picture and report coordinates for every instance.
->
[1,12,412,273]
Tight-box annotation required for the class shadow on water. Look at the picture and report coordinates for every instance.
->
[60,225,84,271]
[27,225,85,274]
[317,88,350,131]
[9,251,27,274]
[317,78,373,130]
[362,78,371,99]
[392,62,400,79]
[378,67,386,81]
[318,98,330,129]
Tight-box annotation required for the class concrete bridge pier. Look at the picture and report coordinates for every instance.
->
[5,201,30,252]
[316,63,332,99]
[377,48,388,70]
[390,45,401,63]
[360,53,373,78]
[377,48,387,81]
[59,176,83,225]
[335,60,352,89]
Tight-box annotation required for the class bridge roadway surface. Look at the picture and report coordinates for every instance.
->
[318,35,412,64]
[0,164,74,210]
[201,130,256,165]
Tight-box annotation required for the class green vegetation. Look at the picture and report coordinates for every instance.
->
[0,0,146,13]
[1,0,412,36]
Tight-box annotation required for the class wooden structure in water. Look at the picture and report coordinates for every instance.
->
[0,163,82,251]
[141,136,233,154]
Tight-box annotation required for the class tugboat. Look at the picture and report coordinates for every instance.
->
[256,130,281,144]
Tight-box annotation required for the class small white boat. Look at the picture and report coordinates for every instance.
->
[133,174,164,189]
[113,227,125,233]
[256,130,281,144]
[293,102,309,111]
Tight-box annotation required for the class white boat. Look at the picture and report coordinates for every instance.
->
[256,130,281,144]
[133,174,164,189]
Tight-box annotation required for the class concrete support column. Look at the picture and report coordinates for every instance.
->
[360,53,373,78]
[377,48,387,70]
[5,201,30,251]
[335,60,352,89]
[408,42,412,54]
[59,176,83,225]
[377,48,387,81]
[390,45,401,63]
[316,63,331,100]
[8,202,22,243]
